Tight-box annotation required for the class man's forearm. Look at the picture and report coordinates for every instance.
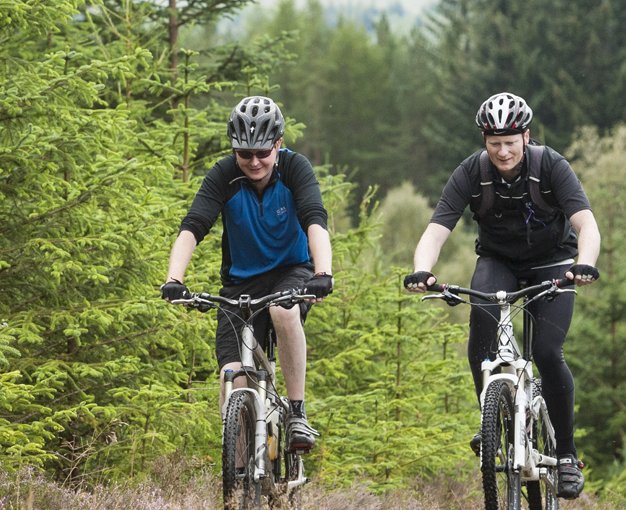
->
[307,224,332,274]
[166,230,197,282]
[413,223,452,272]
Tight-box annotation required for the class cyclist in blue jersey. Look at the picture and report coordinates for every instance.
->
[161,96,333,452]
[404,92,601,499]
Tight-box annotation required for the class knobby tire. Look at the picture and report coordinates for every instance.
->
[223,391,260,510]
[481,379,521,510]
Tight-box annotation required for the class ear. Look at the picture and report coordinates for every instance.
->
[523,130,530,144]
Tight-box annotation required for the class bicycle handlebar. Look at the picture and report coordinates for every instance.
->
[423,278,576,306]
[171,288,317,312]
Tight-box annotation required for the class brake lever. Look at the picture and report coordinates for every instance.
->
[422,294,443,301]
[170,298,195,305]
[271,293,317,308]
[422,291,464,307]
[544,283,577,302]
[170,296,216,312]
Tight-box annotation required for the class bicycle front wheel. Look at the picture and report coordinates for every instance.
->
[481,379,521,510]
[527,379,559,510]
[222,391,261,510]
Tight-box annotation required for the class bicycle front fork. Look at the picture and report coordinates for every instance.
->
[223,369,270,483]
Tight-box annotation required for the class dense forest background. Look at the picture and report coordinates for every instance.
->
[1,0,625,507]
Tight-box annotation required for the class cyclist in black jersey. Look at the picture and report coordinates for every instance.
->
[161,96,333,452]
[404,92,601,500]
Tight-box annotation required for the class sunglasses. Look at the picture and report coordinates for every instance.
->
[235,147,274,160]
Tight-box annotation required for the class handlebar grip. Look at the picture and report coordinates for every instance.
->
[426,283,446,292]
[555,278,575,288]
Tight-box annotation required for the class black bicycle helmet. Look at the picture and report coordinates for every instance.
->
[227,96,285,150]
[476,92,533,135]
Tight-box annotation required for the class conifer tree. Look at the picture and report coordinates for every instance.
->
[0,0,224,478]
[299,180,477,488]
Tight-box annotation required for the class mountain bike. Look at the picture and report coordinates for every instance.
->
[172,288,315,510]
[421,278,576,510]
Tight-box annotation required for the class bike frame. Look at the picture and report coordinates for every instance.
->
[478,293,558,484]
[172,290,311,496]
[422,279,573,508]
[223,322,284,484]
[220,295,307,489]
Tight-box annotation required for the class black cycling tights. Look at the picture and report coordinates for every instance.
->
[468,256,577,457]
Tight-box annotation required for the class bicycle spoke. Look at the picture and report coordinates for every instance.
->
[526,378,559,510]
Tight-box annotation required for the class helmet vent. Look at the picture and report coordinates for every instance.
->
[227,95,285,149]
[475,92,533,134]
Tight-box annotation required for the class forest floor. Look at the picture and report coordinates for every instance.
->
[1,467,619,510]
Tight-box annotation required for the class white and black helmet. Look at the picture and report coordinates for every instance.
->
[476,92,533,135]
[227,96,285,149]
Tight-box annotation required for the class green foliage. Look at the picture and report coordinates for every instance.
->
[602,464,626,508]
[0,0,80,34]
[298,179,477,489]
[564,125,626,483]
[250,0,626,205]
[0,0,225,479]
[306,265,477,489]
[406,0,626,194]
[376,181,475,278]
[262,0,428,204]
[377,182,432,267]
[374,182,475,324]
[2,0,625,497]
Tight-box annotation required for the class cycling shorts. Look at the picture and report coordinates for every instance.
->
[215,265,313,368]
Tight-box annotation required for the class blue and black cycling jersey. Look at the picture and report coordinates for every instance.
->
[179,148,328,284]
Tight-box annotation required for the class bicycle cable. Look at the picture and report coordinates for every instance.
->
[221,301,289,413]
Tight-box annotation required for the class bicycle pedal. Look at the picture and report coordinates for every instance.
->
[289,445,312,455]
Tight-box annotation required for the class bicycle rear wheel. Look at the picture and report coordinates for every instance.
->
[267,406,304,510]
[481,379,521,510]
[285,450,304,509]
[527,379,559,510]
[222,391,261,510]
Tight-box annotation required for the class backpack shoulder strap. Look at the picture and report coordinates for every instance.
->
[477,150,494,218]
[526,145,553,212]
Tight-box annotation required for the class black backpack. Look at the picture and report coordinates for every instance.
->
[476,144,554,218]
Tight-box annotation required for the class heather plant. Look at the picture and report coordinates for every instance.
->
[1,465,619,510]
[0,464,221,510]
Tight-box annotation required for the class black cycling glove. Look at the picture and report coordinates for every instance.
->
[567,264,600,281]
[404,271,435,290]
[303,273,334,298]
[160,279,190,301]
